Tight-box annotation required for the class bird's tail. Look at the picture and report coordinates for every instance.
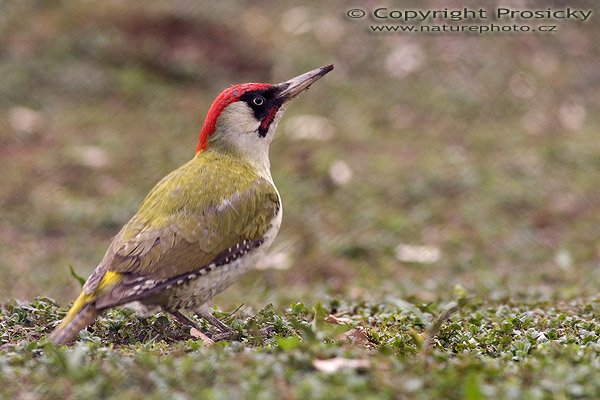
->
[49,291,100,345]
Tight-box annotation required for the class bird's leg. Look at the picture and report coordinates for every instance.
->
[195,305,236,340]
[168,310,214,345]
[169,309,201,330]
[197,305,276,340]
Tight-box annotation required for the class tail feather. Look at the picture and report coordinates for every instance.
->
[49,293,100,345]
[49,272,124,344]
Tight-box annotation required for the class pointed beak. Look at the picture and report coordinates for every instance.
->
[276,64,334,102]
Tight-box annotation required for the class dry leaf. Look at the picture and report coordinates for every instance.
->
[190,327,214,346]
[313,357,370,373]
[395,243,441,264]
[339,327,369,346]
[324,314,353,324]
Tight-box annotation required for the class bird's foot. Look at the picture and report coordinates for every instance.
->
[168,310,215,345]
[195,304,237,334]
[169,308,241,343]
[209,329,238,341]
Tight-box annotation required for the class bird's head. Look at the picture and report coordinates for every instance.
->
[196,64,334,164]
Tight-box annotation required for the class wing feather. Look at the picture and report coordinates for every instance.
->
[82,151,280,307]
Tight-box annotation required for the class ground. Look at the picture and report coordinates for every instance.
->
[1,1,600,398]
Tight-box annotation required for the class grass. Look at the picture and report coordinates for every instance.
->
[1,0,600,398]
[3,295,600,398]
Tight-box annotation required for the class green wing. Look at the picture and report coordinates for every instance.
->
[82,151,280,306]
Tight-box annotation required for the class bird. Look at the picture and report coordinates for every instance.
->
[49,64,334,345]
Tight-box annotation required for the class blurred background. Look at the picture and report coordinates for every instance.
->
[1,0,599,310]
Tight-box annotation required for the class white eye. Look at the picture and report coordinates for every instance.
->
[253,96,265,106]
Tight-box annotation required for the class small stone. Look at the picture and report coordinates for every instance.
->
[329,160,353,186]
[395,244,441,264]
[8,106,43,139]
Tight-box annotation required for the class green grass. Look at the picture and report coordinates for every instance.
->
[1,0,600,398]
[3,295,600,398]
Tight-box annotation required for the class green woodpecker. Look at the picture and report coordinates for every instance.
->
[49,64,334,344]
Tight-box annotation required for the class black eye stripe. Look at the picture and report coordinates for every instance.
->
[239,88,281,121]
